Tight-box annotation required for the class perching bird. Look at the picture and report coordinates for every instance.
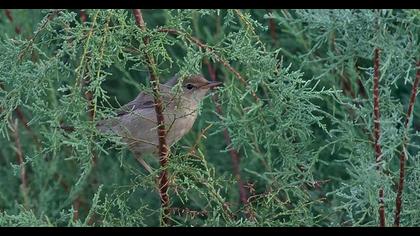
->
[97,74,222,171]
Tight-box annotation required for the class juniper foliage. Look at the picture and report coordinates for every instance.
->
[0,9,419,226]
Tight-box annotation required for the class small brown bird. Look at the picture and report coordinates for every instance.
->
[97,74,222,171]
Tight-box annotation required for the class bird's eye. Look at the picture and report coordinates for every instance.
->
[186,84,194,90]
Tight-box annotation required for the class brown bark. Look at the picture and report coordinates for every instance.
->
[133,9,171,226]
[394,61,420,226]
[373,48,385,227]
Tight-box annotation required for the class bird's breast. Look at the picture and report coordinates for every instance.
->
[166,105,198,144]
[108,96,200,155]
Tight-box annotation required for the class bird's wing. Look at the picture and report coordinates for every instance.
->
[116,92,155,116]
[116,86,175,117]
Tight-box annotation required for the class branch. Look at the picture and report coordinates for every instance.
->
[340,73,356,99]
[11,119,30,209]
[72,198,80,222]
[73,9,97,224]
[17,9,60,62]
[170,207,208,218]
[266,9,277,43]
[4,9,21,34]
[80,9,88,23]
[80,9,95,121]
[187,124,214,156]
[373,48,386,227]
[394,60,420,226]
[205,60,253,219]
[158,28,260,102]
[133,9,171,226]
[1,11,42,149]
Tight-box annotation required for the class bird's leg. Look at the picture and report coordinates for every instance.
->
[133,152,154,174]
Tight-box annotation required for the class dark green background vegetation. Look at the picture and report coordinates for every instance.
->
[0,9,419,226]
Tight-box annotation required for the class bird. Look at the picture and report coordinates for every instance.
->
[97,74,222,172]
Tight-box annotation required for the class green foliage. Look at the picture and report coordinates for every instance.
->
[0,9,419,226]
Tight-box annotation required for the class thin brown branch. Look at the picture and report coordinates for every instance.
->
[14,107,42,150]
[18,9,60,62]
[1,12,42,149]
[340,73,356,99]
[70,10,87,225]
[394,61,420,227]
[205,60,256,220]
[59,123,76,133]
[78,10,95,121]
[79,9,95,121]
[206,61,248,205]
[11,119,29,209]
[170,207,208,218]
[78,15,97,161]
[158,28,260,102]
[4,9,13,21]
[4,9,21,34]
[267,9,277,43]
[330,29,356,100]
[133,9,171,226]
[357,78,368,99]
[14,107,30,130]
[87,213,97,226]
[53,173,70,193]
[373,48,386,227]
[75,9,98,224]
[80,9,88,23]
[403,61,420,133]
[1,14,34,205]
[373,49,383,166]
[187,124,214,156]
[72,198,80,222]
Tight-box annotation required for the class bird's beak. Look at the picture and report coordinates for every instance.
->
[202,81,223,89]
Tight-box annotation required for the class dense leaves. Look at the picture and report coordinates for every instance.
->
[0,9,419,226]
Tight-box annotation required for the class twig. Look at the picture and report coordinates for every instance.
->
[1,11,42,149]
[72,198,80,222]
[394,61,420,226]
[78,9,98,165]
[133,9,171,226]
[87,213,97,226]
[80,10,95,121]
[70,10,86,224]
[0,90,41,148]
[267,9,277,43]
[73,9,97,224]
[158,28,260,102]
[80,9,88,23]
[187,124,214,156]
[170,207,208,218]
[357,78,368,99]
[373,48,386,227]
[329,29,356,100]
[11,119,30,209]
[17,9,60,62]
[205,60,251,218]
[4,9,21,34]
[59,123,76,132]
[53,173,71,193]
[340,73,356,99]
[15,107,42,150]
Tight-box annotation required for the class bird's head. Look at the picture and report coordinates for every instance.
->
[166,74,222,102]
